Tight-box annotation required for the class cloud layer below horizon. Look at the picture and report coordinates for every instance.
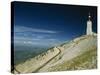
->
[14,25,63,47]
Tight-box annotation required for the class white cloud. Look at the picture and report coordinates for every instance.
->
[14,35,61,47]
[14,25,62,46]
[14,26,59,34]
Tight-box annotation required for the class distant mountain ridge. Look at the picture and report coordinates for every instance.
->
[13,34,97,74]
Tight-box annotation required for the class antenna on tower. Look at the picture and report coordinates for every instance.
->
[88,12,91,20]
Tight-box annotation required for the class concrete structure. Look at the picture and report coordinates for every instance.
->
[86,13,93,35]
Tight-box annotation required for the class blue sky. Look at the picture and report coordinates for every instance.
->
[12,2,97,47]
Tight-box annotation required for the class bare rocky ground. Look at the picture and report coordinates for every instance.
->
[13,34,97,74]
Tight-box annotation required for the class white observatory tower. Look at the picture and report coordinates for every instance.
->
[86,13,93,35]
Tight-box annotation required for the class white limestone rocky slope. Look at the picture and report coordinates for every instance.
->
[13,34,97,74]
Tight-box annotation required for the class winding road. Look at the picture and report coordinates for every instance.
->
[33,47,61,73]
